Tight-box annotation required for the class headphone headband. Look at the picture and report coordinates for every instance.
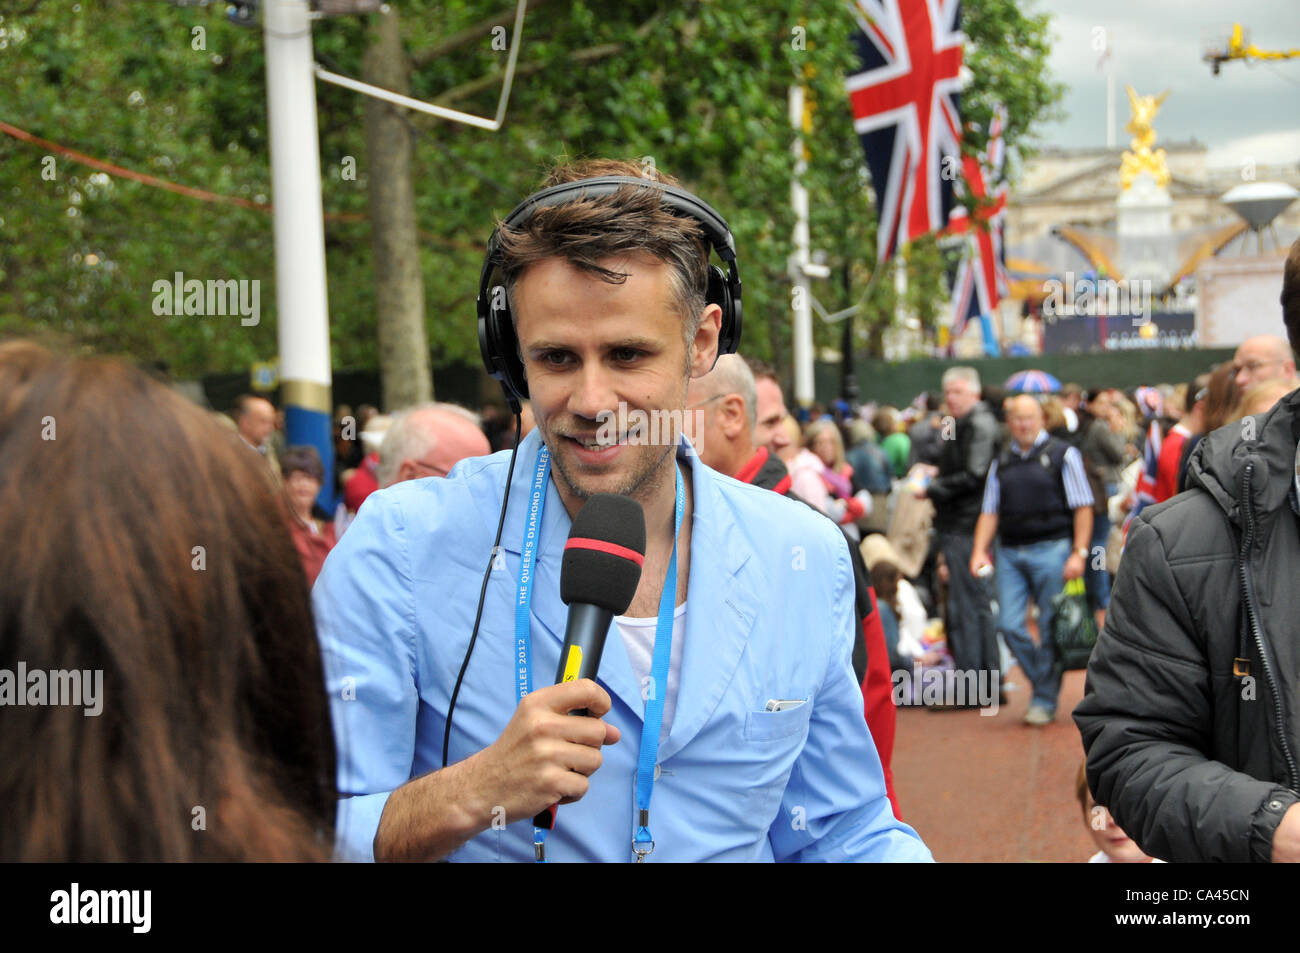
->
[491,176,737,262]
[477,175,743,413]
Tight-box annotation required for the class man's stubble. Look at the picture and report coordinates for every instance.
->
[549,433,677,506]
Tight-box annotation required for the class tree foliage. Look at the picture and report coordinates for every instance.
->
[0,0,1062,387]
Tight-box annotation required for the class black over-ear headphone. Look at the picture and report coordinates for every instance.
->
[476,175,743,413]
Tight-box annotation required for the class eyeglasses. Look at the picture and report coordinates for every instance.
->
[1233,359,1284,375]
[687,393,727,411]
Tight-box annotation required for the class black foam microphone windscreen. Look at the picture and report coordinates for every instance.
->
[560,494,646,612]
[535,494,646,833]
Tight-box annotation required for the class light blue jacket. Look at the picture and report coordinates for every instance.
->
[314,428,932,862]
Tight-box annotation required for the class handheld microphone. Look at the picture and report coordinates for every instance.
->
[555,493,646,696]
[534,493,645,831]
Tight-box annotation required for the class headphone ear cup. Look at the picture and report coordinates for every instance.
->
[477,303,501,380]
[477,288,528,412]
[729,290,742,356]
[706,265,739,358]
[500,313,528,402]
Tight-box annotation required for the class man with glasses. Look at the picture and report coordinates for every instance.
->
[376,403,491,489]
[970,395,1094,725]
[1232,335,1299,395]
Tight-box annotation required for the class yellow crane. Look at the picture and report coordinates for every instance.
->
[1204,23,1300,75]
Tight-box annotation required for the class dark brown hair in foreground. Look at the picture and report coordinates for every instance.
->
[0,342,336,861]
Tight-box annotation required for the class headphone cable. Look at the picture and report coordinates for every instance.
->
[442,411,523,769]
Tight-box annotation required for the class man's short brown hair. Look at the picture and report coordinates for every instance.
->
[1284,236,1300,359]
[494,159,711,344]
[743,356,779,387]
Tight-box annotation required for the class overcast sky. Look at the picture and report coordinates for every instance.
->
[1027,0,1300,168]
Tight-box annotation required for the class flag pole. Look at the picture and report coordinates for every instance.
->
[264,0,334,507]
[789,84,815,408]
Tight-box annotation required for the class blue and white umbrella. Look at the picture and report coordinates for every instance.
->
[1004,369,1061,393]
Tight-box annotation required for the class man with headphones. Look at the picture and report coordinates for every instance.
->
[313,159,931,862]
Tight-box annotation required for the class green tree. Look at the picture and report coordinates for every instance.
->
[1,0,1062,396]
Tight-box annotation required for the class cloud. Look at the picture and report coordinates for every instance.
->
[1030,0,1300,151]
[1208,130,1300,170]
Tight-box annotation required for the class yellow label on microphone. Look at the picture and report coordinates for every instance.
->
[562,646,583,683]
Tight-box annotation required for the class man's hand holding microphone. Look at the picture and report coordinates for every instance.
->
[373,494,644,862]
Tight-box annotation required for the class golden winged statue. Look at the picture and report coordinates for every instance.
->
[1120,85,1171,190]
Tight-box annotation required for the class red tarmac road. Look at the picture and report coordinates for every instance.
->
[891,667,1097,862]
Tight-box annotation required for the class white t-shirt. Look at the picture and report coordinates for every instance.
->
[614,603,686,744]
[894,578,930,659]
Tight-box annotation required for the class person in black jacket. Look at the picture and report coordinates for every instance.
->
[915,367,1001,697]
[907,391,945,467]
[1074,236,1300,863]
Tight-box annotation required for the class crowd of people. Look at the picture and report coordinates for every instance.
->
[4,160,1298,863]
[12,334,1288,862]
[769,338,1298,730]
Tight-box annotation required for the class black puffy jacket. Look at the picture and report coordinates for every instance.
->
[1074,388,1300,862]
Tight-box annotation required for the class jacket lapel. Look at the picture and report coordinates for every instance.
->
[657,439,759,762]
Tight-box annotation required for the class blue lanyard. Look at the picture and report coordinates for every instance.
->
[515,445,552,859]
[514,443,684,863]
[634,462,685,862]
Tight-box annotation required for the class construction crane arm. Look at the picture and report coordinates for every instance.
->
[1206,22,1300,75]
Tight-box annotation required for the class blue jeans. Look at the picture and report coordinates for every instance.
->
[1084,483,1116,611]
[995,537,1071,712]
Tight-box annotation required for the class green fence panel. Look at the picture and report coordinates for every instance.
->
[814,348,1237,407]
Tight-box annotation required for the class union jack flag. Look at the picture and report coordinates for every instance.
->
[1123,418,1163,537]
[846,0,965,262]
[946,105,1009,349]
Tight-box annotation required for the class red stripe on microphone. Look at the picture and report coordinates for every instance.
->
[564,537,645,566]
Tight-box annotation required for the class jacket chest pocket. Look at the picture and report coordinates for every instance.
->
[741,702,814,827]
[744,702,813,742]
